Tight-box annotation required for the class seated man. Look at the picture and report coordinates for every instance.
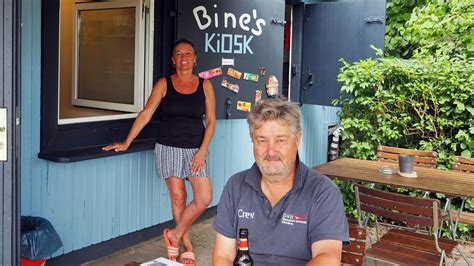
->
[212,98,349,266]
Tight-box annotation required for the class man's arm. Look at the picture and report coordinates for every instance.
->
[306,239,342,266]
[212,232,237,266]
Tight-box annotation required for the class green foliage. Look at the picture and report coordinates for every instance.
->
[334,0,473,240]
[334,53,474,239]
[404,0,474,58]
[385,0,427,58]
[335,53,473,164]
[385,0,473,59]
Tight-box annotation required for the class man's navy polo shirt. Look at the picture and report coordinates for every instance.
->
[213,160,349,265]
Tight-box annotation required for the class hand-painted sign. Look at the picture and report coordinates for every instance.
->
[177,0,285,119]
[192,4,267,54]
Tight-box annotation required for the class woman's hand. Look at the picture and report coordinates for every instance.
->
[191,149,207,174]
[102,142,130,152]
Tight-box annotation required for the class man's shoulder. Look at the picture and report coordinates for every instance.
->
[225,166,255,189]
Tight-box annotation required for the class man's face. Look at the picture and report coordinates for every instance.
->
[252,120,302,183]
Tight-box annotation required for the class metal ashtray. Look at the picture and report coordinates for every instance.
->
[378,166,396,175]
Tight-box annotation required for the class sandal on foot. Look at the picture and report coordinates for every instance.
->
[180,251,196,266]
[163,228,179,261]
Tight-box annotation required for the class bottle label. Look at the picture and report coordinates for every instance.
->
[238,238,248,250]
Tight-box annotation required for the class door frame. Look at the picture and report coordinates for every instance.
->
[1,0,21,264]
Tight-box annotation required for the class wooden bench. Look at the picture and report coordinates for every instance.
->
[377,145,437,168]
[451,156,474,226]
[342,218,367,265]
[355,185,458,265]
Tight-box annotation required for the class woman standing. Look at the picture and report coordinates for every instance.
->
[103,39,215,265]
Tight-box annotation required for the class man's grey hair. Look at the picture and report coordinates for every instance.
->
[247,98,301,137]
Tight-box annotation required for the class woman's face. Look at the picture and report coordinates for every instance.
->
[172,42,196,71]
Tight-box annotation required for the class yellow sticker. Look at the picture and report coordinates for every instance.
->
[227,67,242,79]
[237,101,252,112]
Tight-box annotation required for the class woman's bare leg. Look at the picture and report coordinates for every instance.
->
[165,177,188,247]
[166,176,212,250]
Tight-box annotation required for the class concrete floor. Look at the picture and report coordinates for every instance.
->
[82,218,215,266]
[83,217,473,266]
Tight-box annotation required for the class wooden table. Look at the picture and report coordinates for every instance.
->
[315,158,474,264]
[313,158,474,198]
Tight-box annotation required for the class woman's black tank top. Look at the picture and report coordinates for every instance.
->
[155,77,206,148]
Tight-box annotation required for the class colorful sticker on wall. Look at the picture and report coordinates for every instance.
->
[255,90,262,104]
[222,58,235,66]
[198,67,222,79]
[265,75,279,97]
[259,67,266,76]
[221,77,240,93]
[237,101,252,112]
[227,67,242,79]
[243,72,259,82]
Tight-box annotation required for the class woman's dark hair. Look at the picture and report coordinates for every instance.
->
[173,38,196,53]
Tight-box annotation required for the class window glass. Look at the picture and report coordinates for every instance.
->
[77,8,136,104]
[58,0,152,124]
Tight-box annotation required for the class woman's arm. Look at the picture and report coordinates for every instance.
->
[192,79,216,172]
[102,78,167,152]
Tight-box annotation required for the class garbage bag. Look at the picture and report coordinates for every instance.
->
[21,216,63,260]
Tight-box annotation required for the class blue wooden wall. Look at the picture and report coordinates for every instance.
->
[20,0,339,257]
[299,104,341,167]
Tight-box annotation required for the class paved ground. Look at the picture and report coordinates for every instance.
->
[83,217,473,266]
[83,218,214,266]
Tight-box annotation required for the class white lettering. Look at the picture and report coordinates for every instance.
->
[193,6,267,36]
[234,35,242,54]
[243,35,253,54]
[221,34,233,53]
[238,209,255,219]
[239,13,251,31]
[193,6,211,30]
[252,18,266,36]
[204,33,254,54]
[214,11,219,28]
[205,33,216,53]
[224,12,237,28]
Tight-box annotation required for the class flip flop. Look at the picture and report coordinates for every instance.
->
[180,251,196,266]
[163,228,179,261]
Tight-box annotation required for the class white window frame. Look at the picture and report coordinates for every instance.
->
[60,0,154,125]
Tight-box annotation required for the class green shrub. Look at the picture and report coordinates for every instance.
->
[334,52,474,239]
[385,0,427,58]
[385,0,473,58]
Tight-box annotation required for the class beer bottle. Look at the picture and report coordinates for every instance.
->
[233,228,254,266]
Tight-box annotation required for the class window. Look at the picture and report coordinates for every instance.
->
[39,0,165,162]
[59,0,154,124]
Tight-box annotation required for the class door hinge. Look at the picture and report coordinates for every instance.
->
[364,17,384,24]
[271,19,286,26]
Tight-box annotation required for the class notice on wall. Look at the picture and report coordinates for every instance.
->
[177,0,285,119]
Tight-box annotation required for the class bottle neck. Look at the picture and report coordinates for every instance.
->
[238,238,249,251]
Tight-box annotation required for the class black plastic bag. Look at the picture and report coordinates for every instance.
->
[21,216,63,260]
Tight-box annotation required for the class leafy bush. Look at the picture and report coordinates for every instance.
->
[385,0,473,58]
[385,0,427,58]
[335,0,473,240]
[336,52,473,163]
[334,52,474,239]
[403,0,473,58]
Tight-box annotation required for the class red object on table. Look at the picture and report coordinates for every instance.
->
[21,258,46,266]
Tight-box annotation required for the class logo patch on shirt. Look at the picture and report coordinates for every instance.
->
[238,209,255,219]
[281,213,307,225]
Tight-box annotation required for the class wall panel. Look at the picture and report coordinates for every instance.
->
[300,104,341,167]
[20,0,339,258]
